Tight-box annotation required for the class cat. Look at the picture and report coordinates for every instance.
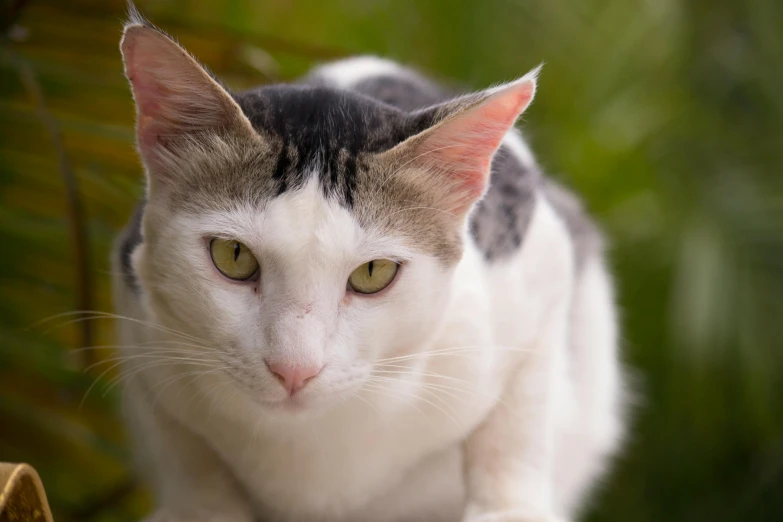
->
[112,6,626,522]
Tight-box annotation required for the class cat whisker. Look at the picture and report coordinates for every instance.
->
[360,382,430,420]
[373,370,472,390]
[368,368,523,417]
[376,344,531,364]
[368,375,471,411]
[363,379,463,428]
[36,310,210,346]
[73,338,228,354]
[364,380,462,429]
[177,366,238,412]
[205,379,239,420]
[85,351,222,373]
[373,364,477,387]
[149,365,234,411]
[102,358,221,398]
[80,356,214,409]
[350,392,393,433]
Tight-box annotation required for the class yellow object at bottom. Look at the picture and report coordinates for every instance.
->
[0,463,53,522]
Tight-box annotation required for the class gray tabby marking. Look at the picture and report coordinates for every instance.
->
[541,179,604,270]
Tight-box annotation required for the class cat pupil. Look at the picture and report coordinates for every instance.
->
[233,243,240,262]
[368,260,374,276]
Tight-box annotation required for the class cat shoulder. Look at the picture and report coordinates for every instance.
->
[304,56,451,112]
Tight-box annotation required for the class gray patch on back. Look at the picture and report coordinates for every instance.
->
[541,179,603,270]
[352,73,452,111]
[470,148,541,261]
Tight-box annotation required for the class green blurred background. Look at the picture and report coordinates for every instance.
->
[1,0,782,520]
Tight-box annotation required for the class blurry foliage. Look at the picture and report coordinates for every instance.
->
[0,0,782,520]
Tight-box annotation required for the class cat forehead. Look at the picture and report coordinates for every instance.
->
[189,178,410,263]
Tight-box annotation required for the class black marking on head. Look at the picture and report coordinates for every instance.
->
[272,144,291,196]
[232,85,435,206]
[118,199,146,292]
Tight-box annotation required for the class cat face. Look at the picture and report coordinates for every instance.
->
[121,13,536,412]
[135,176,456,410]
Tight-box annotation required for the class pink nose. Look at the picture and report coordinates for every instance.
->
[265,361,322,395]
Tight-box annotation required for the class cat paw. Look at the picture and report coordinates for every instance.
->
[462,507,568,522]
[141,510,247,522]
[465,515,566,522]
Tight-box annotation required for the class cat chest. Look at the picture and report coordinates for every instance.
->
[228,363,504,520]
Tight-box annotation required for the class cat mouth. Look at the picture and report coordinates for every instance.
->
[259,393,342,418]
[271,396,310,411]
[258,380,365,415]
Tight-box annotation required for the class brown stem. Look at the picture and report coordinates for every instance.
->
[6,46,95,367]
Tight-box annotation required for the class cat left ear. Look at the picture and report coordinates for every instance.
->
[120,9,257,176]
[386,68,539,217]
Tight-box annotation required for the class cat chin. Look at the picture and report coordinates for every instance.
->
[251,383,363,418]
[261,396,318,415]
[253,398,340,422]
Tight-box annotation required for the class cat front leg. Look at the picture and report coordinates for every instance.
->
[124,377,254,522]
[461,311,569,522]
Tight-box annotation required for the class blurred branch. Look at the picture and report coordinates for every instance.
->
[4,43,95,367]
[39,0,350,62]
[157,16,350,62]
[0,0,30,35]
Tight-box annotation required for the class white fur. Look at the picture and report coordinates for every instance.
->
[311,56,409,90]
[115,57,625,522]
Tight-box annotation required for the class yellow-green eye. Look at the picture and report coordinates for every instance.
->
[210,238,259,281]
[348,259,399,294]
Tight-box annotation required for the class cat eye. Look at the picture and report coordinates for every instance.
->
[209,238,259,281]
[348,259,399,294]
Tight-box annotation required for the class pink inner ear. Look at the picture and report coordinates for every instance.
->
[414,79,536,211]
[121,26,238,166]
[122,28,185,157]
[122,30,170,120]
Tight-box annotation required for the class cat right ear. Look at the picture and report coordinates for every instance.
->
[380,70,538,219]
[120,9,256,178]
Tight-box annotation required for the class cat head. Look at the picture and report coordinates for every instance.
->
[120,10,538,413]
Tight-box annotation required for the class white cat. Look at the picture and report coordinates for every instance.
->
[112,8,626,522]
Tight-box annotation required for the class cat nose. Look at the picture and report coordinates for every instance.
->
[265,361,322,395]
